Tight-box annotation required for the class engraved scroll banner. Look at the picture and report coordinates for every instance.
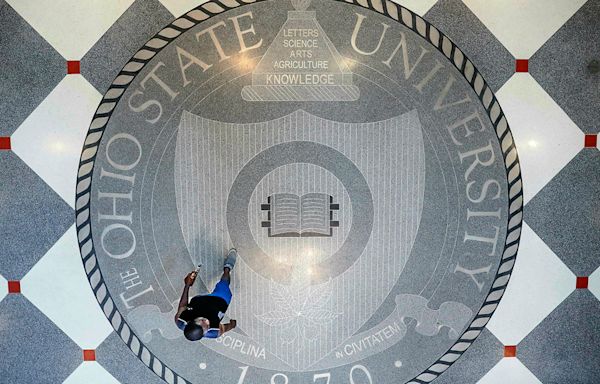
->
[308,295,473,371]
[124,294,471,372]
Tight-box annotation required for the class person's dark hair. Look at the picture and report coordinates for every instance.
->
[184,321,204,341]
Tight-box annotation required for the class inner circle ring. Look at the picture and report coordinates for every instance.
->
[227,140,374,283]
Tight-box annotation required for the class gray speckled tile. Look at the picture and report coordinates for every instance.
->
[424,0,515,91]
[0,152,74,279]
[524,149,600,276]
[519,289,600,384]
[0,0,65,136]
[435,328,504,384]
[96,332,168,384]
[530,0,600,133]
[0,295,81,383]
[80,0,173,94]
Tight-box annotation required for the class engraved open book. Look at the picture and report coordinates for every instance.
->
[261,193,339,237]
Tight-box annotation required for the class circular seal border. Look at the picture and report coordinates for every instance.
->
[75,1,524,383]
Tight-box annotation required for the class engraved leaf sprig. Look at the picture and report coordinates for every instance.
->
[256,274,340,343]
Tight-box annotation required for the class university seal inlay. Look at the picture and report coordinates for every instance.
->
[76,1,523,383]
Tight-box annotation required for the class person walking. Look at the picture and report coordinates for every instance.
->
[175,249,238,341]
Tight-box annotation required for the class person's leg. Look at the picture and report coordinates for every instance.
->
[210,272,233,305]
[222,248,237,283]
[207,248,236,304]
[221,267,231,284]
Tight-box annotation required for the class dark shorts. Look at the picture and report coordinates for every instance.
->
[206,279,232,305]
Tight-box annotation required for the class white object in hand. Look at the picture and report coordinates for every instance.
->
[193,264,202,274]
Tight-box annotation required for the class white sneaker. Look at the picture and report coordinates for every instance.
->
[224,248,237,270]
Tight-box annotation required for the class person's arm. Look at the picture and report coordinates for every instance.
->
[218,319,237,336]
[174,272,197,324]
[175,285,190,321]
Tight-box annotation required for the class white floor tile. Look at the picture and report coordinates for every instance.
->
[21,225,113,349]
[5,0,134,59]
[160,0,437,18]
[391,0,438,16]
[159,0,207,17]
[0,274,7,303]
[589,266,600,302]
[496,73,583,204]
[11,75,102,209]
[462,0,587,58]
[477,358,542,384]
[63,362,121,384]
[487,223,575,345]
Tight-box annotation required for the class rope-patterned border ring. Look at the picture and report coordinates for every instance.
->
[75,1,523,383]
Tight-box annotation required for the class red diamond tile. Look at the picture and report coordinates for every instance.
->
[0,137,11,150]
[8,281,21,293]
[576,276,589,289]
[67,61,80,75]
[504,345,517,357]
[516,59,529,73]
[82,349,96,361]
[584,134,598,148]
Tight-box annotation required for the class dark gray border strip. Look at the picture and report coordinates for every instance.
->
[75,0,523,383]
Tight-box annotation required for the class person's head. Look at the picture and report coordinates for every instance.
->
[183,317,210,341]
